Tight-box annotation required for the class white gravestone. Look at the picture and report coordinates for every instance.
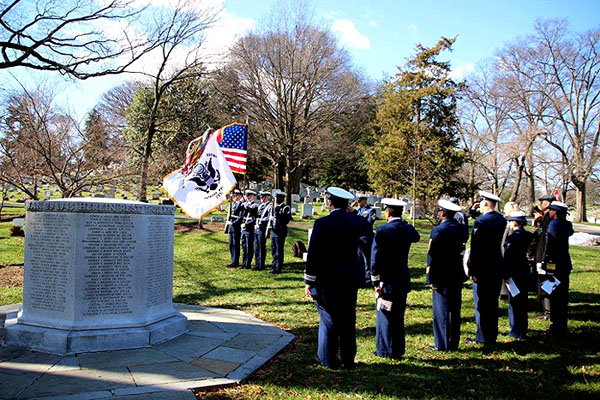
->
[291,194,300,203]
[3,198,187,355]
[302,203,313,218]
[373,206,382,219]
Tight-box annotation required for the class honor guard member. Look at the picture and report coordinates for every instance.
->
[544,201,574,336]
[254,191,273,271]
[427,199,468,351]
[356,195,377,227]
[241,190,258,269]
[226,189,244,268]
[352,195,375,287]
[467,191,507,345]
[502,211,533,339]
[270,191,292,274]
[449,197,468,228]
[304,187,364,369]
[370,198,420,359]
[529,194,556,318]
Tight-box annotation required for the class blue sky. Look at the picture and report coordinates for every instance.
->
[4,0,599,120]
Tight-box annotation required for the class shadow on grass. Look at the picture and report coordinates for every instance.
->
[250,324,600,400]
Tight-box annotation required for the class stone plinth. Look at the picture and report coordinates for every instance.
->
[3,198,188,355]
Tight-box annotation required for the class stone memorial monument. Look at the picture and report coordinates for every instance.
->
[3,198,188,355]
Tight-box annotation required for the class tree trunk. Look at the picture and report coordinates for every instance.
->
[527,154,536,215]
[138,122,156,203]
[574,182,587,222]
[509,158,524,202]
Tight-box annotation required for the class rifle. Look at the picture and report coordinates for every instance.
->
[223,194,233,233]
[265,198,275,239]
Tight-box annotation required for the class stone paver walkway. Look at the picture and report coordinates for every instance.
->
[0,304,294,399]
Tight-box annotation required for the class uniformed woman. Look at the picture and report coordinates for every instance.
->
[502,211,533,339]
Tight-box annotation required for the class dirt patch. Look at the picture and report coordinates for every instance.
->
[0,265,24,287]
[0,214,25,222]
[174,222,227,234]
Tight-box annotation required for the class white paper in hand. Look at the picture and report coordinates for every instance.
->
[377,298,393,312]
[541,277,561,294]
[507,278,520,297]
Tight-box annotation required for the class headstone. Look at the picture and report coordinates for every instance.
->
[291,202,298,214]
[152,193,160,201]
[13,218,25,227]
[299,186,307,198]
[3,198,187,355]
[368,195,377,205]
[211,216,225,222]
[302,203,313,218]
[44,191,53,200]
[291,194,300,203]
[373,206,382,219]
[96,185,103,192]
[94,193,105,198]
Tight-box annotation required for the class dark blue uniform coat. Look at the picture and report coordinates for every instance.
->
[427,219,468,350]
[270,202,292,273]
[545,218,574,334]
[304,209,364,368]
[370,217,420,359]
[358,205,377,226]
[227,200,244,266]
[469,210,506,344]
[241,201,258,269]
[254,201,272,270]
[503,228,533,338]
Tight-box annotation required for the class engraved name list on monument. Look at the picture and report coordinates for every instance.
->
[82,214,136,317]
[146,216,172,308]
[26,213,72,313]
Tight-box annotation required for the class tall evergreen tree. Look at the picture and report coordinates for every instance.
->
[366,37,465,217]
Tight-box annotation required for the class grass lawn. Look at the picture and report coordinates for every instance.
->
[1,213,599,399]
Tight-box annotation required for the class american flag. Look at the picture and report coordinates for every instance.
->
[216,123,248,174]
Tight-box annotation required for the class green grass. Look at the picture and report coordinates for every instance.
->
[1,217,598,399]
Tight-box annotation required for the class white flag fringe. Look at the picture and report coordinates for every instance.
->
[162,132,237,219]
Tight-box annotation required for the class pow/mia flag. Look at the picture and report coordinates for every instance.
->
[163,131,236,219]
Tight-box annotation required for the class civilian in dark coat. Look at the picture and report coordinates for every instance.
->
[304,187,364,369]
[427,199,468,351]
[370,198,420,359]
[468,191,507,345]
[503,211,534,339]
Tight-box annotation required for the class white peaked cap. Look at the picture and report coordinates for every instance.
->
[549,201,568,211]
[479,191,501,202]
[438,199,462,212]
[381,198,407,207]
[326,187,355,200]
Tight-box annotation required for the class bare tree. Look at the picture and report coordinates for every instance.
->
[0,82,124,197]
[220,3,367,200]
[0,0,160,79]
[515,20,600,221]
[459,64,514,198]
[124,0,219,202]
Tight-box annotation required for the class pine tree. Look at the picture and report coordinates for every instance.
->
[366,37,465,218]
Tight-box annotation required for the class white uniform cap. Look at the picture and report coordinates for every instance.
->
[381,198,407,207]
[245,190,256,196]
[548,201,568,211]
[438,199,462,212]
[507,211,527,221]
[326,187,355,200]
[479,191,501,202]
[273,190,286,197]
[259,191,272,197]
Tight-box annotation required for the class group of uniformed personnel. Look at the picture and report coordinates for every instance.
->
[225,188,292,274]
[303,187,574,369]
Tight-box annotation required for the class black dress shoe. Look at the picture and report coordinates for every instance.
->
[427,345,439,351]
[226,264,239,268]
[466,337,480,344]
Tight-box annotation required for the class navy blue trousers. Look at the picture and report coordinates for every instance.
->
[375,291,407,359]
[314,288,357,368]
[473,278,502,344]
[507,280,528,338]
[432,286,462,350]
[270,231,286,273]
[241,229,254,269]
[549,275,570,334]
[254,230,267,270]
[228,228,241,266]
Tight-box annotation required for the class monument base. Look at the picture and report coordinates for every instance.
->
[3,311,188,355]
